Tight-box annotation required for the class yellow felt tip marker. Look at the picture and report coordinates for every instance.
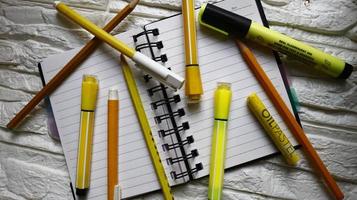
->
[76,75,99,195]
[247,93,300,166]
[208,82,232,200]
[182,0,203,103]
[198,3,353,79]
[54,1,184,89]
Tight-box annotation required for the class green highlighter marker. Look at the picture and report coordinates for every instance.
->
[198,3,353,79]
[209,82,232,200]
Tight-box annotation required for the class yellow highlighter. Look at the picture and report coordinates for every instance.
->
[208,82,232,200]
[247,93,300,166]
[76,75,99,195]
[182,0,203,103]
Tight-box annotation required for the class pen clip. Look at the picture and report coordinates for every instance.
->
[114,185,121,200]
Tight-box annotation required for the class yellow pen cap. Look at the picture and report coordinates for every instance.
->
[185,66,203,103]
[214,82,232,120]
[81,75,99,111]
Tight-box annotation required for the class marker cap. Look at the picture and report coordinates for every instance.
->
[199,3,252,38]
[81,75,99,111]
[214,82,232,120]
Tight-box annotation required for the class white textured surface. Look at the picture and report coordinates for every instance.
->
[0,0,356,199]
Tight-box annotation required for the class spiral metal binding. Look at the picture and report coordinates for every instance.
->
[170,163,203,180]
[166,149,198,165]
[155,108,185,124]
[151,95,181,110]
[158,122,189,138]
[133,28,203,181]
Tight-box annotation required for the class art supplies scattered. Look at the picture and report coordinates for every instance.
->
[235,40,343,199]
[182,0,203,103]
[198,3,353,79]
[120,55,174,200]
[208,83,232,200]
[36,0,329,198]
[76,75,98,195]
[247,93,300,166]
[54,1,184,90]
[107,89,120,200]
[6,0,139,129]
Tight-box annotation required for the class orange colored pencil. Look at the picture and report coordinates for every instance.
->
[108,88,120,200]
[235,39,343,200]
[6,0,139,129]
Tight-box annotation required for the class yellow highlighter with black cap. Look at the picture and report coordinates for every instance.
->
[208,82,232,200]
[198,3,353,79]
[76,75,98,195]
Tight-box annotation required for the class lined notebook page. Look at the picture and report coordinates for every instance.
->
[40,29,171,199]
[145,0,298,179]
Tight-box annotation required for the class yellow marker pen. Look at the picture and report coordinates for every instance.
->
[182,0,203,103]
[247,93,300,166]
[208,82,232,200]
[76,75,98,195]
[198,3,353,79]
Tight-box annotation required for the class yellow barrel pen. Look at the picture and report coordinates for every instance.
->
[208,82,232,200]
[54,1,184,90]
[247,93,300,166]
[182,0,203,103]
[76,75,99,195]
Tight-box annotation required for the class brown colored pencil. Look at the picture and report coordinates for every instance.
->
[235,39,343,200]
[7,0,139,129]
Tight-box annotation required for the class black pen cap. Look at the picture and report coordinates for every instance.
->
[198,3,252,38]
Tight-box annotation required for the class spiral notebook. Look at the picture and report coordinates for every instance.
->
[39,0,299,199]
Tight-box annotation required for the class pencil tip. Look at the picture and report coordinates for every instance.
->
[129,0,140,8]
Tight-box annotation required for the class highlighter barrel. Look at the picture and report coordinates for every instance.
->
[182,0,203,103]
[208,82,232,200]
[198,3,353,79]
[54,1,184,90]
[76,75,99,195]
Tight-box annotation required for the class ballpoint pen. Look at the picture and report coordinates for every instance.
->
[54,1,184,90]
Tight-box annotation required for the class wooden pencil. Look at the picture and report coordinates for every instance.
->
[235,39,343,200]
[6,0,139,129]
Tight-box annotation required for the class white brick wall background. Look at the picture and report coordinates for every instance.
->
[0,0,356,199]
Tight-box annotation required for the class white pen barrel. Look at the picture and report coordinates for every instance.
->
[132,52,184,90]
